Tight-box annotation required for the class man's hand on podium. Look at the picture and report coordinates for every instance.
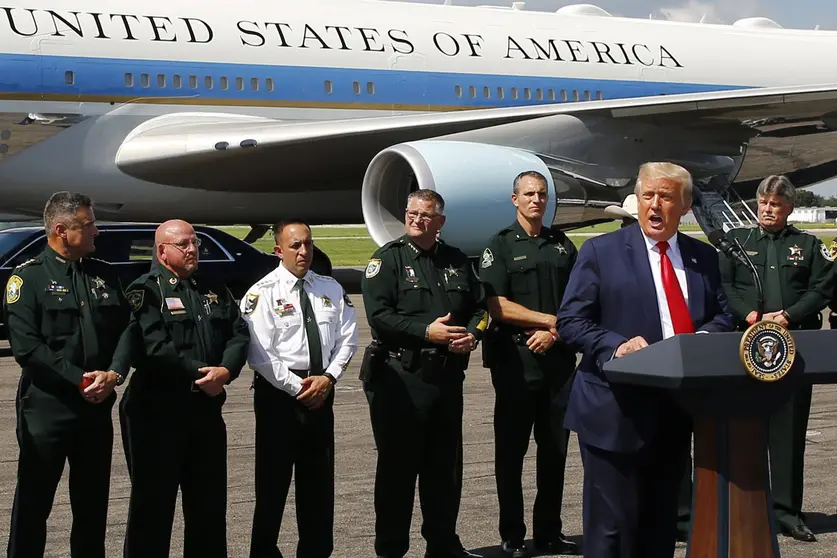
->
[763,310,790,328]
[615,336,649,358]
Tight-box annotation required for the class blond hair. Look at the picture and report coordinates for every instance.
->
[634,162,693,205]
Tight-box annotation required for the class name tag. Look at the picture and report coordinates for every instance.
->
[513,255,527,261]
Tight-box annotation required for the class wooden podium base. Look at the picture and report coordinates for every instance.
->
[687,416,781,558]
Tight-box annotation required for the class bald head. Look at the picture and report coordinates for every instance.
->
[156,219,199,278]
[155,219,194,244]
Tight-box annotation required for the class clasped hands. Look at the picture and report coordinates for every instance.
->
[79,371,118,404]
[195,366,231,397]
[427,312,477,354]
[746,310,789,327]
[297,375,334,410]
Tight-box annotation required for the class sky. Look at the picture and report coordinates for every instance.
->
[391,0,837,197]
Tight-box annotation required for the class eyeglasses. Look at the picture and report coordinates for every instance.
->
[406,210,438,223]
[162,238,201,252]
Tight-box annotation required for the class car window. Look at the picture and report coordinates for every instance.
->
[5,235,46,268]
[91,231,135,262]
[129,236,155,262]
[197,233,231,261]
[0,230,40,267]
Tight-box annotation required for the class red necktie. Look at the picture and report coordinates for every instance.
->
[657,241,694,334]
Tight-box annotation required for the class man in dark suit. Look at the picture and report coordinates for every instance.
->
[557,162,734,558]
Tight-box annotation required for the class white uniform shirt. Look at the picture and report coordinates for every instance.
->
[641,230,689,340]
[240,263,358,396]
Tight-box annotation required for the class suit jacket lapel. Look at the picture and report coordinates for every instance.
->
[678,233,705,329]
[626,225,663,341]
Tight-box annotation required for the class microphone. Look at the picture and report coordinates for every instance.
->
[707,229,750,267]
[706,228,765,322]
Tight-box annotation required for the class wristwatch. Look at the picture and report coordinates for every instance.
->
[324,373,337,386]
[114,373,125,386]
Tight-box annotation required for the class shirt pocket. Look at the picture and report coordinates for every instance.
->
[41,294,80,338]
[316,308,338,349]
[399,278,431,313]
[508,259,537,295]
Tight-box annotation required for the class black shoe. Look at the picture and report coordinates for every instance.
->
[501,540,530,558]
[676,528,689,542]
[782,524,817,542]
[534,534,580,555]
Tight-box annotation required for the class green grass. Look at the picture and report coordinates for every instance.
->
[222,224,837,267]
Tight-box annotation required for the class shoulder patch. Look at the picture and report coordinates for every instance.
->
[126,289,144,312]
[365,258,382,278]
[343,292,354,307]
[481,248,494,269]
[5,274,22,304]
[244,293,259,314]
[820,242,835,262]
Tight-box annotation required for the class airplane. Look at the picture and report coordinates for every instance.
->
[1,0,837,269]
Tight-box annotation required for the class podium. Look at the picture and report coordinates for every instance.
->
[602,329,837,558]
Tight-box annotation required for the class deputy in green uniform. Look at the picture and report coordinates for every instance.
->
[717,175,832,542]
[120,219,250,558]
[361,189,488,558]
[4,192,134,558]
[479,171,579,558]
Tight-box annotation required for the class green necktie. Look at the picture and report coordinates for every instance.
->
[295,279,323,375]
[763,234,783,313]
[72,261,98,364]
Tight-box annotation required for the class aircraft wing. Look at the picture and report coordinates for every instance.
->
[115,82,837,194]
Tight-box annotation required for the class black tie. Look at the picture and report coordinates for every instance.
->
[71,261,98,364]
[295,279,323,375]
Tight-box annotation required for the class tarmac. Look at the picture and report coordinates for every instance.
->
[0,269,836,557]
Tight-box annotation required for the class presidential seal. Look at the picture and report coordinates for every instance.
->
[739,320,796,382]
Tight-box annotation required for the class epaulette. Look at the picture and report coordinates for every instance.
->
[13,258,39,270]
[311,270,338,284]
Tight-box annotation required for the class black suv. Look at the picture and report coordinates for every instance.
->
[0,223,332,337]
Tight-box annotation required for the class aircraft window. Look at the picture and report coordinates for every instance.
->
[190,75,199,89]
[250,78,259,91]
[173,75,182,88]
[157,74,166,88]
[324,80,333,94]
[536,88,543,101]
[584,90,591,101]
[573,90,580,101]
[205,76,213,90]
[367,82,375,95]
[469,86,476,99]
[220,76,228,90]
[454,85,462,97]
[511,87,518,99]
[140,73,150,88]
[497,87,504,99]
[353,81,360,95]
[236,77,244,91]
[524,88,531,100]
[124,73,134,87]
[64,71,74,85]
[483,86,490,99]
[266,78,275,92]
[561,89,568,102]
[596,90,603,100]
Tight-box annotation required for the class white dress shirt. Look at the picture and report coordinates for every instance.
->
[641,230,690,340]
[240,262,358,396]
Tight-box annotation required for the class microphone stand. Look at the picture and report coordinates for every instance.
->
[730,235,765,322]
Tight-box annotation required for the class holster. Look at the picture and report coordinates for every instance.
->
[359,339,389,382]
[481,324,501,368]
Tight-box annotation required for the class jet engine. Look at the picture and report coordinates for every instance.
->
[361,140,621,256]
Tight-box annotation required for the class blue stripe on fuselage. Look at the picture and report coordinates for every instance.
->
[0,52,750,108]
